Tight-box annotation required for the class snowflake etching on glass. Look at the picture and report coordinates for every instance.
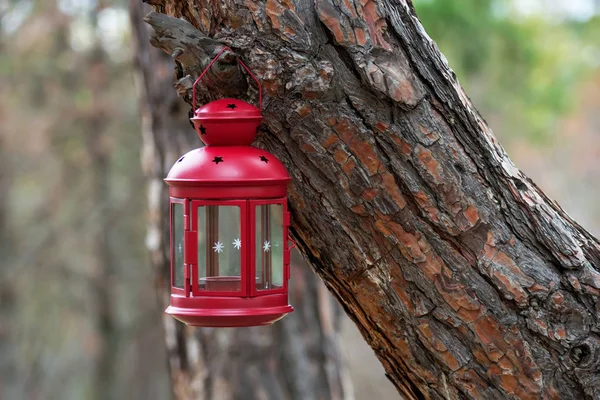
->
[213,241,224,253]
[233,238,242,250]
[263,240,271,252]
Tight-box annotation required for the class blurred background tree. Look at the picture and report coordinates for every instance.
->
[0,0,598,399]
[0,1,168,399]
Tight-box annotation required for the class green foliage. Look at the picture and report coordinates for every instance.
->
[413,0,594,143]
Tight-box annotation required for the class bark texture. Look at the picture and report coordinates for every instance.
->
[130,2,353,400]
[140,1,600,399]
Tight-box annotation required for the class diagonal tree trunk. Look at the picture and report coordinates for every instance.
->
[129,2,353,400]
[138,1,600,399]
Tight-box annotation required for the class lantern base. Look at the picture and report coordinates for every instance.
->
[166,293,293,328]
[166,306,293,327]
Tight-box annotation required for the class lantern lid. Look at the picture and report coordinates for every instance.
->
[193,98,261,121]
[191,98,262,146]
[165,145,291,187]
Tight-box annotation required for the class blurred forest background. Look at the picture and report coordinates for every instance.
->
[0,0,598,399]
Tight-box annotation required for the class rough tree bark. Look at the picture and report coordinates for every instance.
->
[129,2,353,400]
[138,1,600,399]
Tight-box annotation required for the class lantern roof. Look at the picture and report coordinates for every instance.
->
[165,145,291,186]
[191,98,262,146]
[193,98,261,121]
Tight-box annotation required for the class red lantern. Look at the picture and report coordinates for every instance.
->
[165,48,294,327]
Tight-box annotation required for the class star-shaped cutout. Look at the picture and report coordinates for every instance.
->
[260,156,269,163]
[212,156,223,164]
[232,238,242,250]
[263,240,271,252]
[199,125,207,135]
[227,103,237,109]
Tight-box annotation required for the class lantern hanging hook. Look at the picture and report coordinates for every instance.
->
[192,46,263,113]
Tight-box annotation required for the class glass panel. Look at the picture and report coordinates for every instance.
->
[197,206,206,285]
[198,205,241,292]
[255,204,284,290]
[172,203,184,288]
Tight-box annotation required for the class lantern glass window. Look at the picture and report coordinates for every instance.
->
[197,205,242,292]
[255,204,284,291]
[172,203,185,289]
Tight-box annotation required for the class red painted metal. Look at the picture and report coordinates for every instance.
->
[165,146,291,198]
[165,51,293,327]
[191,99,262,146]
[167,293,293,327]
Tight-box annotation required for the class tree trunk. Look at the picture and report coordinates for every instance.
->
[138,1,600,399]
[129,2,353,400]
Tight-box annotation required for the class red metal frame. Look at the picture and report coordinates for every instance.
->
[249,198,290,297]
[189,199,248,297]
[170,197,189,296]
[172,198,291,299]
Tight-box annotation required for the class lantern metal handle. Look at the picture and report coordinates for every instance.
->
[192,46,263,113]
